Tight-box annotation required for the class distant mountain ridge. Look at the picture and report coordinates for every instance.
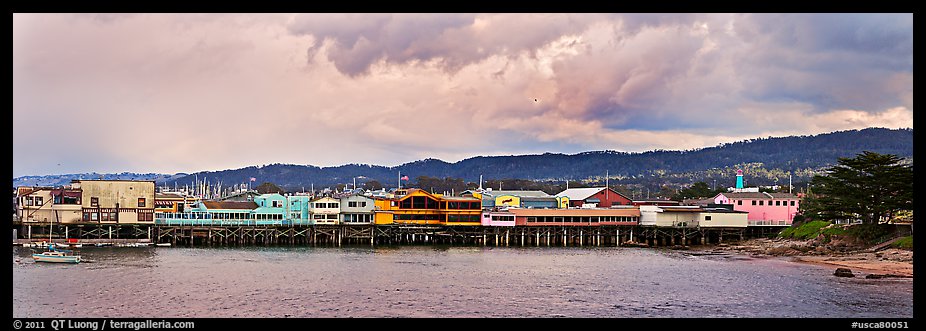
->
[160,128,913,190]
[12,172,186,188]
[13,128,913,190]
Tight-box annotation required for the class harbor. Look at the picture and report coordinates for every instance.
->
[14,222,781,248]
[12,245,913,318]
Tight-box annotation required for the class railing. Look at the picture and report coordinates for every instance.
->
[154,212,313,226]
[747,220,790,226]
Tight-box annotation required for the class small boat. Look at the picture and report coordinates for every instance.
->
[32,246,81,264]
[155,243,171,247]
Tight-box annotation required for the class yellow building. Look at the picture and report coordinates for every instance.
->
[155,192,196,213]
[76,180,156,224]
[373,189,481,226]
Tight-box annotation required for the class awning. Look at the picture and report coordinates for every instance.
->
[50,189,81,198]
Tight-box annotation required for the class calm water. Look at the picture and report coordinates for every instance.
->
[12,245,913,318]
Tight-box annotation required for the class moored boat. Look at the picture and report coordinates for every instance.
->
[32,246,81,263]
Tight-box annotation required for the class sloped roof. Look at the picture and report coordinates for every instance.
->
[557,187,631,202]
[557,187,606,201]
[720,192,799,199]
[156,193,185,199]
[484,190,550,197]
[508,208,640,217]
[442,196,481,202]
[719,192,769,199]
[767,193,799,199]
[520,196,559,202]
[202,201,258,210]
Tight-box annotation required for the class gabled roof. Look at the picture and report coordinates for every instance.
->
[557,187,605,200]
[557,187,630,201]
[202,201,258,210]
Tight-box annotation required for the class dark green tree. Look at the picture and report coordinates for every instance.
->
[802,151,913,224]
[255,182,284,194]
[671,182,721,201]
[363,180,383,191]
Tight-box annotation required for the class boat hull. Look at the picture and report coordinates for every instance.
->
[32,254,81,263]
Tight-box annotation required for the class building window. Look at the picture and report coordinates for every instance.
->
[775,201,781,206]
[91,197,99,208]
[91,212,99,221]
[328,203,339,208]
[138,198,146,208]
[272,200,281,208]
[751,200,756,205]
[705,215,712,221]
[737,200,742,205]
[360,201,367,207]
[759,201,764,206]
[83,212,90,221]
[349,201,358,208]
[790,201,795,206]
[35,197,43,206]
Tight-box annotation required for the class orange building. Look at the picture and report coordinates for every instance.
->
[373,189,481,226]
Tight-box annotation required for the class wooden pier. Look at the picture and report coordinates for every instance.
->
[13,222,772,248]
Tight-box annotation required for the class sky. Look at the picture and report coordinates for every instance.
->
[13,13,913,178]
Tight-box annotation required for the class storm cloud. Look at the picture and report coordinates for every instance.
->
[13,13,912,177]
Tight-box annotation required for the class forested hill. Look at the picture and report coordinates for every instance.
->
[158,127,912,190]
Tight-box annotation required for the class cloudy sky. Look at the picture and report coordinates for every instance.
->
[13,13,913,177]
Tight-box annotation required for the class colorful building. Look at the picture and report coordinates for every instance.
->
[713,192,799,225]
[481,210,516,226]
[287,195,313,224]
[509,207,639,226]
[373,189,481,226]
[253,193,287,223]
[557,187,632,208]
[155,192,197,213]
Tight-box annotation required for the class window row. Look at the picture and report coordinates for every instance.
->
[734,200,796,206]
[525,216,637,223]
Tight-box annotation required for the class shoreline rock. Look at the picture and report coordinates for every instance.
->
[834,268,855,277]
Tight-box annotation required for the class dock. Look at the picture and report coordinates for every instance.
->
[12,222,776,248]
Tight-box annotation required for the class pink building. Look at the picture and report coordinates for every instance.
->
[713,192,799,225]
[481,211,516,227]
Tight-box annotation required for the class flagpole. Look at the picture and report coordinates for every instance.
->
[398,171,401,189]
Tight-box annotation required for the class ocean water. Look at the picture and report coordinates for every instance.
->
[12,246,913,318]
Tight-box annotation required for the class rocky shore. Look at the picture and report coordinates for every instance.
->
[707,238,913,278]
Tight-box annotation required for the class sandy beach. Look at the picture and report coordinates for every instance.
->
[710,238,913,278]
